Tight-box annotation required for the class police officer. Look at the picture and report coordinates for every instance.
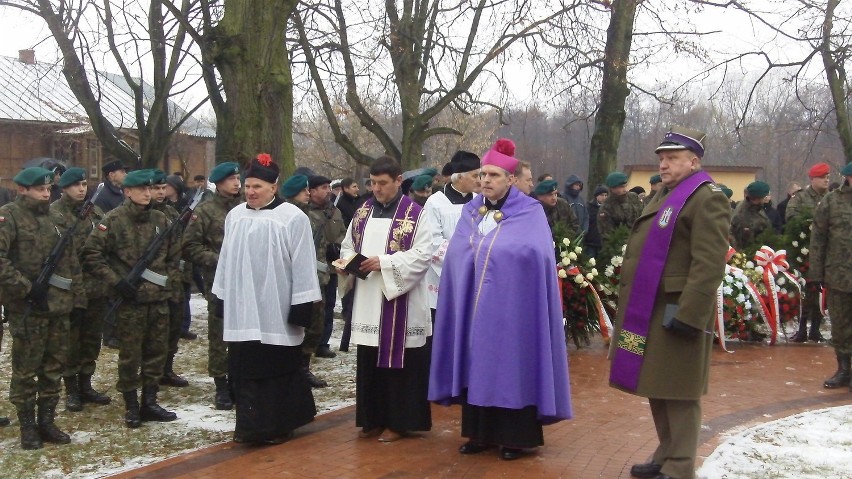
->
[182,162,242,410]
[810,162,852,390]
[150,170,190,388]
[0,167,82,449]
[533,179,579,242]
[82,169,178,428]
[280,174,330,388]
[306,176,346,360]
[730,181,772,251]
[598,171,644,240]
[51,168,111,412]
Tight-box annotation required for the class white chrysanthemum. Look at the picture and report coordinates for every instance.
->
[723,286,733,295]
[561,251,568,258]
[796,257,803,263]
[745,261,755,269]
[621,244,627,253]
[562,257,571,266]
[736,294,746,303]
[588,258,596,266]
[574,274,585,284]
[792,241,799,247]
[613,256,623,267]
[586,273,594,280]
[744,300,752,310]
[780,288,788,295]
[558,269,568,279]
[568,252,578,261]
[562,238,570,246]
[777,276,786,285]
[591,268,598,276]
[574,246,583,254]
[605,265,615,276]
[755,266,764,275]
[801,248,809,255]
[800,232,807,239]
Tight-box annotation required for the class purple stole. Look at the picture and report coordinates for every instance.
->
[609,171,713,391]
[350,195,423,368]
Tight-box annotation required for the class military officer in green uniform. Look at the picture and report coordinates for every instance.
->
[598,171,644,240]
[645,174,663,205]
[533,179,579,242]
[182,161,242,410]
[788,163,832,342]
[150,170,190,388]
[280,174,330,388]
[730,181,772,251]
[809,162,852,390]
[0,167,83,449]
[51,168,111,413]
[609,127,731,479]
[82,169,178,428]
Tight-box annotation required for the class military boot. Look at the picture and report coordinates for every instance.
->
[824,353,852,389]
[140,386,177,422]
[809,315,826,342]
[36,397,71,444]
[79,374,111,405]
[159,354,189,387]
[122,390,142,428]
[789,314,808,343]
[16,406,42,450]
[63,375,83,412]
[213,376,233,410]
[302,354,328,388]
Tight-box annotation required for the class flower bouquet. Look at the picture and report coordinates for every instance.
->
[556,235,612,349]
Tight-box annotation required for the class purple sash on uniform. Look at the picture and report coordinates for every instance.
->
[610,171,712,391]
[350,195,423,369]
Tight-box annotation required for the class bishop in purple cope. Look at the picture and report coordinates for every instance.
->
[429,138,572,462]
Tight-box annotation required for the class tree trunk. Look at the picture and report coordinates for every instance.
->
[588,0,637,190]
[214,0,297,174]
[822,0,852,163]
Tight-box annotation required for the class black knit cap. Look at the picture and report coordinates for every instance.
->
[245,153,280,184]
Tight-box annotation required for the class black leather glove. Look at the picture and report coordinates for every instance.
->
[25,283,50,312]
[114,279,137,301]
[663,318,701,338]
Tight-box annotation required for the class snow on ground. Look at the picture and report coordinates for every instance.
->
[698,405,852,479]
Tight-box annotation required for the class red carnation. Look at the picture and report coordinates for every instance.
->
[494,138,515,156]
[256,153,272,166]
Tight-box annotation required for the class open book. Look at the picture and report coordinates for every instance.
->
[332,253,370,280]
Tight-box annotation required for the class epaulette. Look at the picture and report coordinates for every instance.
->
[708,184,723,193]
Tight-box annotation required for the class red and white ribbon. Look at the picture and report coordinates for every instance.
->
[754,246,789,345]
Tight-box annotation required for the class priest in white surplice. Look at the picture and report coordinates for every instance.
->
[212,153,322,444]
[337,156,433,443]
[423,150,480,316]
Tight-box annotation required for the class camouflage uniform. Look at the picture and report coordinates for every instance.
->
[50,195,111,409]
[304,201,346,355]
[787,185,827,342]
[598,191,644,239]
[82,199,176,393]
[542,197,580,241]
[0,195,82,447]
[730,201,771,250]
[182,192,242,379]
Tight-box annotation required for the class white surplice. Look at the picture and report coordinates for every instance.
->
[423,191,467,309]
[212,202,322,346]
[339,213,433,348]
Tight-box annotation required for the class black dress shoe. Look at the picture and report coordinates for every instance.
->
[630,462,662,478]
[499,447,523,460]
[458,441,490,454]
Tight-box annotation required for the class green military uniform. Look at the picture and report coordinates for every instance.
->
[730,201,771,250]
[305,199,346,351]
[598,192,644,239]
[785,185,824,222]
[0,167,82,449]
[543,197,579,241]
[809,174,852,389]
[181,162,242,409]
[50,170,111,412]
[787,184,828,342]
[82,170,179,427]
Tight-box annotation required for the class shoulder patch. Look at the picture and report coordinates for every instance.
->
[709,184,722,192]
[97,223,108,231]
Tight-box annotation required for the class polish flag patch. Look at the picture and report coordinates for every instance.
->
[97,224,108,231]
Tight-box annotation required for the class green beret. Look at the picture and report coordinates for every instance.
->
[151,169,168,185]
[280,175,309,198]
[14,167,54,187]
[411,175,433,192]
[605,172,629,188]
[423,167,439,178]
[649,174,662,185]
[210,162,240,183]
[533,179,559,196]
[746,180,770,199]
[59,167,87,188]
[717,183,734,199]
[123,169,155,187]
[842,163,852,176]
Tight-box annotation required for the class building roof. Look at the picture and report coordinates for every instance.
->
[0,54,215,138]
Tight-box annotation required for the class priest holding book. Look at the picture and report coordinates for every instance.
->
[337,156,433,443]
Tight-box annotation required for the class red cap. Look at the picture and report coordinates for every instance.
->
[809,163,830,178]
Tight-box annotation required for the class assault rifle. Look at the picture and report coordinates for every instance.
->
[21,185,104,335]
[103,189,204,326]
